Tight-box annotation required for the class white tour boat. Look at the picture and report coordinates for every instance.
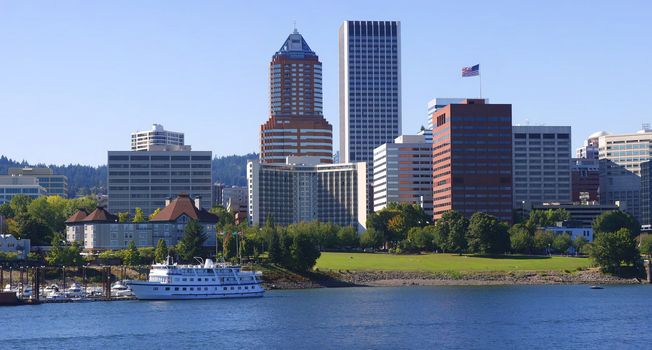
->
[126,257,264,300]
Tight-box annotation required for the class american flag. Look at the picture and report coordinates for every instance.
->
[462,64,480,77]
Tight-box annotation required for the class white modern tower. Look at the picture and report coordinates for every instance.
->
[339,20,402,210]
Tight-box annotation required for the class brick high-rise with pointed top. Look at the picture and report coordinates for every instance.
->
[259,29,333,164]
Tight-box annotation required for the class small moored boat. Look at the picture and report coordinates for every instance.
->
[126,256,264,300]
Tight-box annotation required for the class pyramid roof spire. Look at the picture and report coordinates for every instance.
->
[275,29,317,59]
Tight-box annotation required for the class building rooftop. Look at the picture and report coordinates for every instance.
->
[65,210,88,224]
[275,29,317,59]
[81,207,118,223]
[150,194,218,223]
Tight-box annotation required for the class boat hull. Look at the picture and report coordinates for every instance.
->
[126,281,265,300]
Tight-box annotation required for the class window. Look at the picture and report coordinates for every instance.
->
[175,287,179,291]
[165,287,170,291]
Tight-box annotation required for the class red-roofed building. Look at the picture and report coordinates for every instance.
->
[65,209,88,243]
[65,195,219,250]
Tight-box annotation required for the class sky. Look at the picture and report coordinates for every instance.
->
[0,0,650,166]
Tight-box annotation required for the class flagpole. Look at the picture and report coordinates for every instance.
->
[479,72,482,99]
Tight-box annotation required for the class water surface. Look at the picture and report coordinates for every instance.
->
[2,285,650,349]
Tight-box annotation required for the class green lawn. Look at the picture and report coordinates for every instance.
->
[315,252,591,272]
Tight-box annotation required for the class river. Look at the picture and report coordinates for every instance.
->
[2,285,650,349]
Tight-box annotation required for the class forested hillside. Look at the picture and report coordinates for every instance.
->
[212,153,258,186]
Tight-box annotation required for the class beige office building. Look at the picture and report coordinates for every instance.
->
[373,135,433,215]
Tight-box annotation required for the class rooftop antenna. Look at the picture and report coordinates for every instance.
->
[293,20,298,34]
[643,122,650,131]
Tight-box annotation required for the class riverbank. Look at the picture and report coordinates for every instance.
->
[259,252,643,289]
[261,268,642,289]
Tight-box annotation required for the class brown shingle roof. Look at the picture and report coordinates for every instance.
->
[150,194,219,223]
[82,207,118,223]
[65,210,88,224]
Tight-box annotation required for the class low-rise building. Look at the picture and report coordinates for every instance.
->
[0,234,31,259]
[543,222,594,242]
[65,194,218,250]
[8,167,68,198]
[530,202,621,227]
[0,176,46,204]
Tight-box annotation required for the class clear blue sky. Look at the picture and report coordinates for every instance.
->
[0,0,650,166]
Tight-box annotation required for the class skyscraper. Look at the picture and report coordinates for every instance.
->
[260,29,332,164]
[339,20,402,209]
[512,125,572,208]
[432,99,513,222]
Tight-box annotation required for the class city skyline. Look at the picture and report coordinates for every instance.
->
[1,0,650,166]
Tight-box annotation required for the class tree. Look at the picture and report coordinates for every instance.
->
[639,235,652,257]
[466,213,509,254]
[46,233,82,266]
[593,210,640,237]
[0,202,14,218]
[268,228,282,263]
[289,231,321,271]
[590,228,640,273]
[359,227,383,249]
[337,226,359,248]
[432,210,469,253]
[574,236,589,255]
[552,233,572,254]
[148,208,162,221]
[117,212,130,223]
[138,247,155,263]
[509,223,534,253]
[176,219,207,261]
[407,227,433,251]
[123,240,141,266]
[534,230,555,254]
[132,207,146,222]
[154,238,168,263]
[210,205,235,229]
[223,231,237,260]
[46,233,66,265]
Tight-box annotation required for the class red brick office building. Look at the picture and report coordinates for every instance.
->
[260,29,332,164]
[432,99,513,223]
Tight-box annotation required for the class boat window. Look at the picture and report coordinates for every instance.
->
[190,287,194,291]
[175,287,179,291]
[230,287,234,290]
[204,287,208,291]
[238,286,241,290]
[190,278,194,281]
[197,278,201,281]
[153,287,159,291]
[182,288,187,291]
[165,287,170,291]
[244,286,248,289]
[182,278,187,281]
[223,287,227,290]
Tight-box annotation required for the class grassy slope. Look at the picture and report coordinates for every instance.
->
[315,252,591,272]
